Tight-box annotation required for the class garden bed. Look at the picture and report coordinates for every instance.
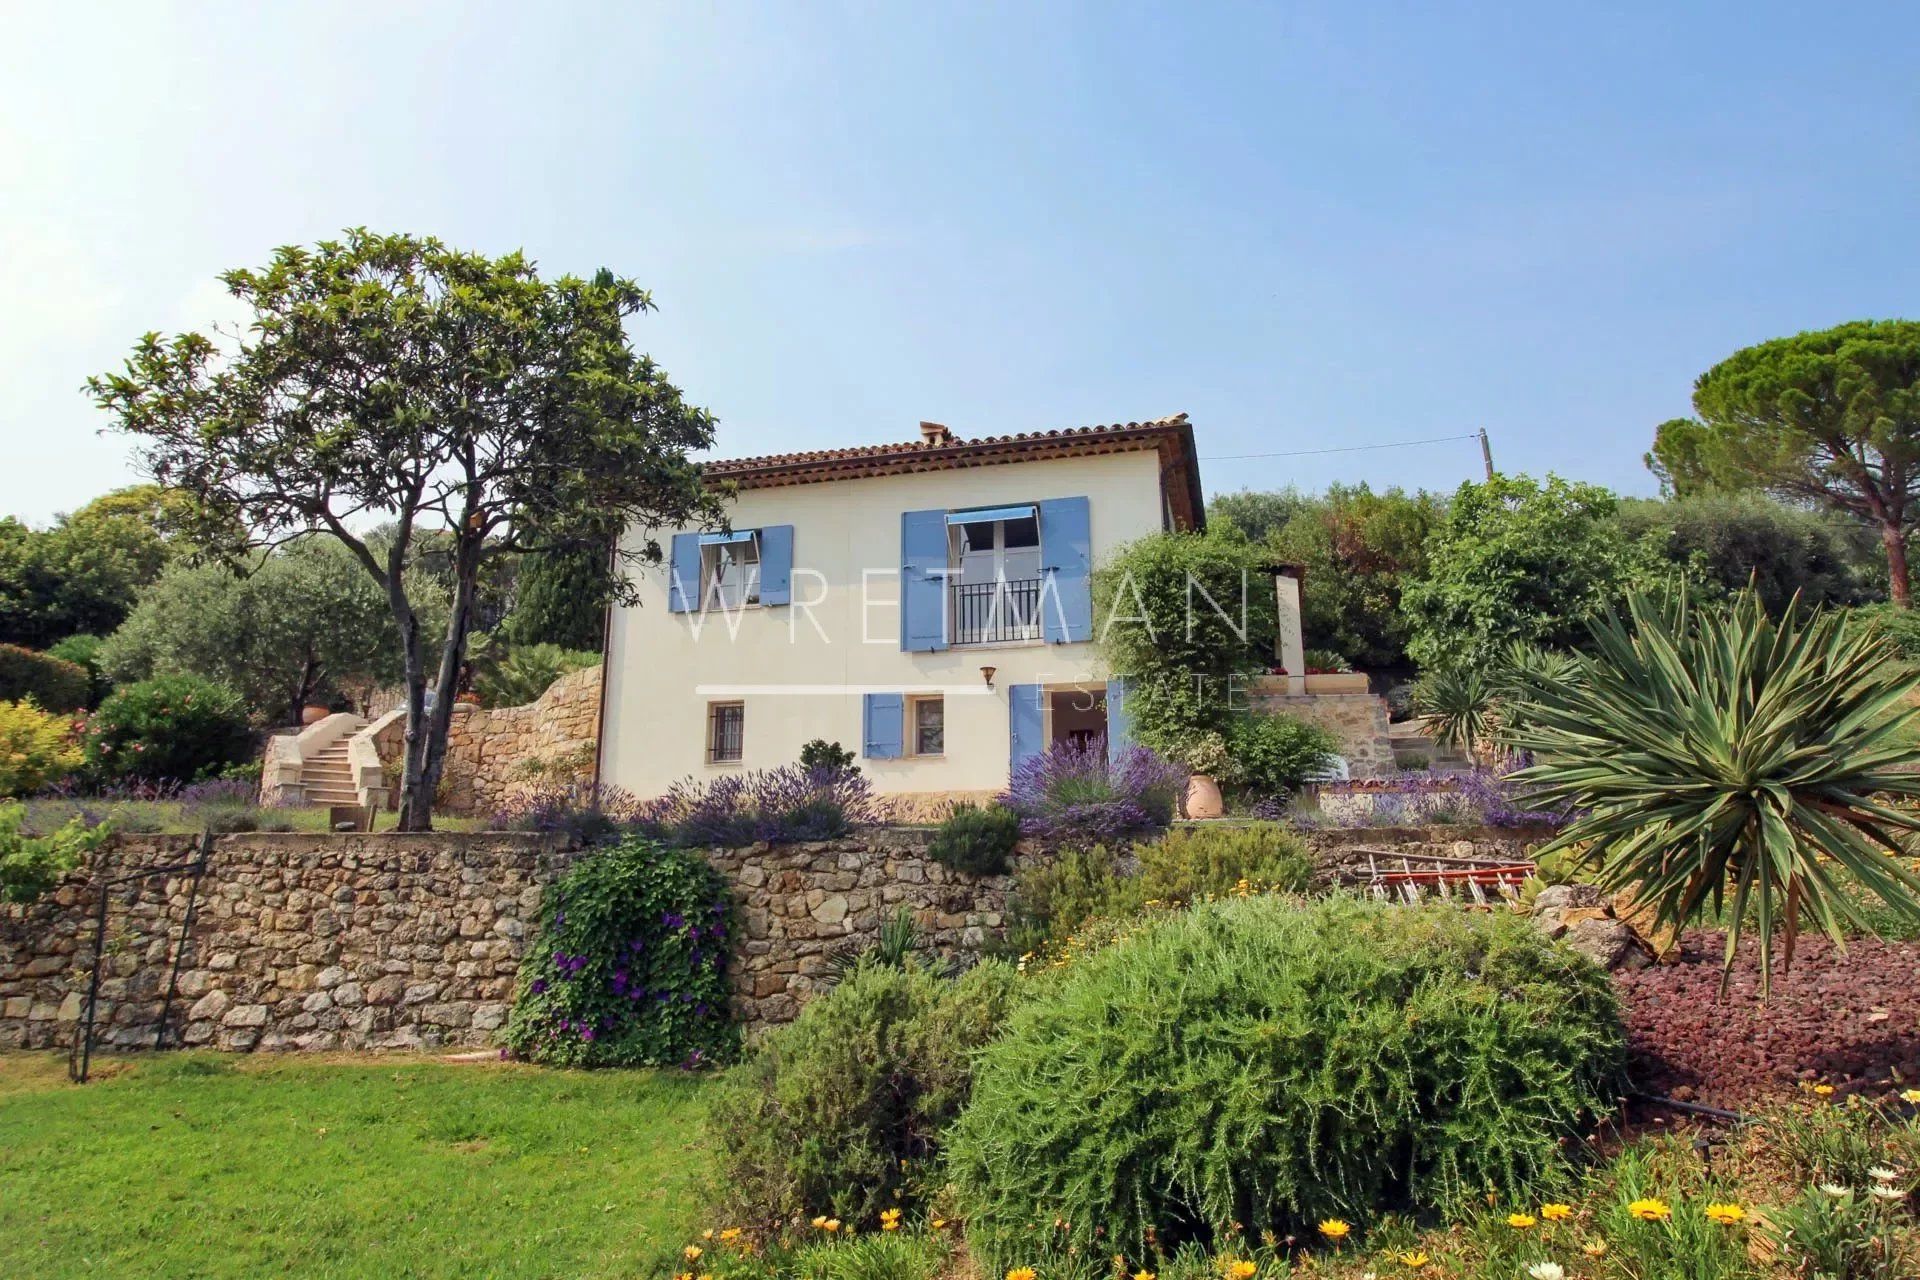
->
[1614,929,1920,1109]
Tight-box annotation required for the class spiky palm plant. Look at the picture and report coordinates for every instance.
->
[1413,664,1496,755]
[1507,588,1920,991]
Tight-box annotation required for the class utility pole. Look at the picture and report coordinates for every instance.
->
[1477,427,1496,481]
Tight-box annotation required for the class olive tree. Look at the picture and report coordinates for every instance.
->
[90,232,723,828]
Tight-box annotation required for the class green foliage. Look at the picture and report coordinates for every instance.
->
[501,837,738,1068]
[1508,588,1920,992]
[1213,482,1444,671]
[790,1231,949,1280]
[500,534,615,652]
[1615,492,1879,613]
[1006,824,1315,955]
[799,739,859,774]
[1648,320,1920,604]
[1763,1184,1911,1280]
[472,643,598,708]
[1222,713,1335,793]
[0,643,90,714]
[1402,473,1663,668]
[1094,529,1280,750]
[1577,1139,1761,1280]
[1757,1094,1920,1189]
[947,896,1625,1266]
[91,232,725,829]
[101,540,403,725]
[925,802,1021,876]
[0,801,112,903]
[0,699,84,797]
[1413,664,1495,754]
[1854,601,1920,661]
[706,959,1023,1229]
[46,633,112,707]
[83,675,252,784]
[0,486,182,649]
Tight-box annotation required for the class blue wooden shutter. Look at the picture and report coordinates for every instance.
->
[863,692,904,759]
[1105,678,1132,764]
[1039,496,1092,643]
[667,533,701,613]
[1009,683,1045,771]
[900,509,950,652]
[759,525,794,606]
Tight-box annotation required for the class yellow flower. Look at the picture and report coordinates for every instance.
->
[1007,1270,1038,1280]
[1627,1198,1671,1222]
[1813,1084,1836,1097]
[1902,1089,1920,1104]
[1318,1218,1351,1241]
[1581,1240,1608,1258]
[1134,1271,1157,1280]
[1540,1202,1573,1221]
[932,1218,948,1230]
[701,1229,715,1240]
[674,1274,692,1280]
[811,1216,829,1229]
[1396,1252,1431,1269]
[1506,1213,1537,1230]
[825,1219,842,1233]
[683,1246,703,1262]
[1227,1261,1258,1279]
[719,1228,742,1243]
[1703,1203,1745,1225]
[880,1208,902,1231]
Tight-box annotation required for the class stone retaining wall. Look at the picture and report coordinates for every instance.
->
[1247,680,1396,778]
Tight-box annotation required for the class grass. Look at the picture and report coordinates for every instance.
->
[0,1051,711,1279]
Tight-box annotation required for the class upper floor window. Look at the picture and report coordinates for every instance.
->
[947,506,1042,644]
[701,531,760,609]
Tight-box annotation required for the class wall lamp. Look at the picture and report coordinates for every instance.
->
[980,665,997,691]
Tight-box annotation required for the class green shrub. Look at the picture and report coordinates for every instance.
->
[473,642,598,707]
[1005,824,1315,955]
[502,836,739,1068]
[1223,713,1336,793]
[0,699,83,797]
[799,738,859,774]
[46,634,112,707]
[947,895,1626,1267]
[706,959,1023,1229]
[0,801,113,904]
[0,643,90,714]
[790,1231,950,1280]
[926,802,1021,876]
[1855,601,1920,662]
[82,675,253,784]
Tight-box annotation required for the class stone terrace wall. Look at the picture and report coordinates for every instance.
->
[372,666,602,816]
[0,833,573,1053]
[707,828,1017,1027]
[1247,683,1396,779]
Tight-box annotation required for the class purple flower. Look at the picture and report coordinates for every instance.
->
[997,738,1183,849]
[529,978,548,995]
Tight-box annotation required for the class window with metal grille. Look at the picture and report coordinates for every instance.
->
[707,701,744,763]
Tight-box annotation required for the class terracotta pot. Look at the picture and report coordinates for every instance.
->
[300,705,332,726]
[1184,773,1224,820]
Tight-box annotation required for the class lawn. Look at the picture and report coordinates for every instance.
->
[0,1052,711,1279]
[21,798,490,835]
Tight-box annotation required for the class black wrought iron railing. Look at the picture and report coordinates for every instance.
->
[950,577,1043,645]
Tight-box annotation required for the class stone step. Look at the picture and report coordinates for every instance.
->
[305,788,363,804]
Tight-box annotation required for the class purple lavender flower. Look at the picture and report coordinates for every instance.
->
[997,737,1183,849]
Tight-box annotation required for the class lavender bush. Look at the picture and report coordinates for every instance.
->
[491,781,644,846]
[631,764,878,847]
[999,739,1185,850]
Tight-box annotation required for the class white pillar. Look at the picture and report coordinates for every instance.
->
[1274,572,1306,695]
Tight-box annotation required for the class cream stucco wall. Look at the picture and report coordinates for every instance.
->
[600,450,1170,800]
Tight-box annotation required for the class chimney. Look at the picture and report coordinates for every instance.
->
[918,420,952,446]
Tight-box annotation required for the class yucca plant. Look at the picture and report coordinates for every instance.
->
[1413,664,1496,754]
[1507,588,1920,992]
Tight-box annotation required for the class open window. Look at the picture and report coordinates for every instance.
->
[946,505,1042,644]
[700,531,761,609]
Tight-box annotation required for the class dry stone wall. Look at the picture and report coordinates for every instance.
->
[1247,682,1396,778]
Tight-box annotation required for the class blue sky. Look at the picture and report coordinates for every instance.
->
[2,2,1914,523]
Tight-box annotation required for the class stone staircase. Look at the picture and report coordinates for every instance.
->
[1388,716,1472,774]
[294,716,366,806]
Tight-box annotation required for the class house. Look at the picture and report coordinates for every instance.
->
[598,414,1314,812]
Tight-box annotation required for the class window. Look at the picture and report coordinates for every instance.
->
[910,696,944,756]
[947,506,1042,644]
[701,532,760,609]
[707,701,744,763]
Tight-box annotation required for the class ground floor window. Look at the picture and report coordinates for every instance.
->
[911,695,944,756]
[707,701,744,763]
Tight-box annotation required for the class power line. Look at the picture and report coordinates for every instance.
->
[1200,432,1482,462]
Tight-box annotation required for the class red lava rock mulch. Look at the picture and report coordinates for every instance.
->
[1612,929,1920,1110]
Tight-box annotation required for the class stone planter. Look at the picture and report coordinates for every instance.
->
[1184,773,1224,819]
[1303,672,1370,694]
[300,704,332,726]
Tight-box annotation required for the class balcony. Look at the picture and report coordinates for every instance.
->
[950,577,1043,645]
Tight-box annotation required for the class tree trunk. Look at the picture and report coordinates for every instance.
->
[396,530,483,831]
[1882,519,1912,608]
